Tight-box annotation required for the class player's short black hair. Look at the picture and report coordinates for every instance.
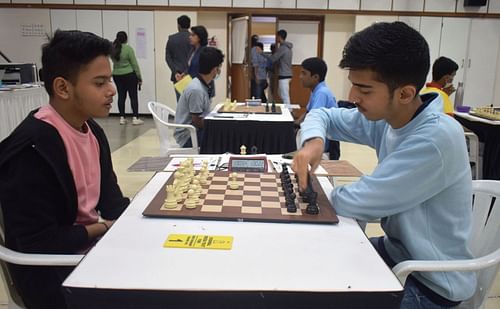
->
[178,15,191,29]
[191,25,208,47]
[277,29,287,40]
[199,47,224,75]
[339,21,430,94]
[432,57,459,81]
[41,30,112,97]
[301,57,328,82]
[251,34,259,47]
[256,42,264,49]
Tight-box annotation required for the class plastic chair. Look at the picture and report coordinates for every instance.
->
[148,101,199,156]
[0,203,83,308]
[464,131,481,180]
[392,180,500,309]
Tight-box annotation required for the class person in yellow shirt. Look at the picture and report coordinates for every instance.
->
[421,56,458,115]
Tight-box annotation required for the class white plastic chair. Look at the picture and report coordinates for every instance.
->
[148,101,199,156]
[464,131,482,180]
[0,203,83,308]
[392,180,500,309]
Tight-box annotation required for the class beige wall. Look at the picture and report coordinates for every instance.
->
[154,11,197,111]
[323,15,355,101]
[198,11,228,107]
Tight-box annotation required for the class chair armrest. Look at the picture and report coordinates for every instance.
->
[0,245,83,266]
[392,248,500,285]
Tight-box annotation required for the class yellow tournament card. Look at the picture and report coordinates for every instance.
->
[164,234,233,250]
[174,75,192,94]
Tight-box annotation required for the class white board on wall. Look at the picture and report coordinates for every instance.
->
[329,0,359,10]
[360,0,392,11]
[393,0,424,12]
[278,20,319,65]
[75,0,104,4]
[76,10,102,36]
[201,0,231,6]
[297,0,327,9]
[0,8,51,69]
[265,0,295,8]
[424,0,456,12]
[233,0,264,8]
[50,9,77,32]
[169,0,199,6]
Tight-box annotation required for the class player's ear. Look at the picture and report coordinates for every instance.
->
[53,77,71,100]
[398,85,416,105]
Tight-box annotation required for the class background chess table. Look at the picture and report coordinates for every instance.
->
[217,104,282,114]
[143,171,338,224]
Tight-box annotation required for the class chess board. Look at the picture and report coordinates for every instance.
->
[142,171,339,224]
[217,104,282,115]
[470,107,500,121]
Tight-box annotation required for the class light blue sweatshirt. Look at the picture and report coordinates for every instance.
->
[300,93,476,302]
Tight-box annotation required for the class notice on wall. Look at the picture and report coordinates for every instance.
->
[135,27,147,59]
[21,24,46,37]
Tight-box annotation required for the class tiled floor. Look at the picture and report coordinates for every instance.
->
[0,116,498,308]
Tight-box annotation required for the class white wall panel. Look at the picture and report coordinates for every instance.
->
[265,0,295,8]
[76,10,102,36]
[75,0,104,4]
[419,17,442,83]
[398,16,420,31]
[329,0,359,10]
[456,0,487,13]
[297,0,327,9]
[233,0,264,8]
[424,0,456,12]
[355,15,397,32]
[393,0,423,12]
[201,0,231,6]
[0,8,51,69]
[490,0,500,13]
[0,0,11,3]
[102,11,128,43]
[11,0,40,4]
[360,0,391,11]
[137,0,166,5]
[50,9,77,32]
[128,11,156,114]
[43,0,73,3]
[169,0,200,6]
[106,0,136,5]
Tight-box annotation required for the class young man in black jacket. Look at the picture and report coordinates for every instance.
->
[0,30,129,309]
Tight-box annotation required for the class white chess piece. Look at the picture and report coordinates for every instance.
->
[185,189,197,209]
[163,185,178,209]
[229,172,239,190]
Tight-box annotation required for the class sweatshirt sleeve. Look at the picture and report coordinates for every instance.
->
[332,135,446,221]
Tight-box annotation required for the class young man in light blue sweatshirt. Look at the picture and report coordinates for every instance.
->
[293,22,476,308]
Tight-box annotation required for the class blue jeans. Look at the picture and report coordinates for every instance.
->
[369,237,455,309]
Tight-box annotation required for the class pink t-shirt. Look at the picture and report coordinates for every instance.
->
[35,105,100,225]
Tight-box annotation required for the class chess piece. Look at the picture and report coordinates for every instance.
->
[286,198,297,213]
[231,100,237,111]
[271,101,276,113]
[306,192,319,215]
[250,146,258,155]
[163,185,178,209]
[185,189,197,209]
[265,101,269,112]
[240,145,247,155]
[223,98,231,111]
[229,172,239,190]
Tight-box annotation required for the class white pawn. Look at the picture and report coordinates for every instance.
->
[229,172,239,190]
[163,185,178,209]
[185,189,197,209]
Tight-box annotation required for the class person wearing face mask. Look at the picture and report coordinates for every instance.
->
[421,57,458,116]
[174,47,224,149]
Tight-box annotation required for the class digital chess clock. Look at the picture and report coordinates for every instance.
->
[228,156,268,172]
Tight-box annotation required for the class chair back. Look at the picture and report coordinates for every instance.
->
[147,101,198,156]
[465,131,481,180]
[462,180,500,308]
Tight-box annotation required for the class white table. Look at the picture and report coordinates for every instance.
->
[0,86,47,141]
[63,170,403,308]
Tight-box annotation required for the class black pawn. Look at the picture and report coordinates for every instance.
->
[265,102,269,112]
[271,102,276,113]
[286,200,297,213]
[306,192,319,215]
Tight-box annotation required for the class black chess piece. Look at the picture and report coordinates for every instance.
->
[271,102,276,113]
[250,146,258,155]
[265,101,269,112]
[306,192,319,215]
[286,199,297,213]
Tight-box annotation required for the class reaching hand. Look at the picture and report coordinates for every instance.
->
[291,138,324,192]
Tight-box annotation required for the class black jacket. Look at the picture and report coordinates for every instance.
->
[0,110,129,308]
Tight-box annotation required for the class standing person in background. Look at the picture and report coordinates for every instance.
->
[186,25,216,98]
[249,34,259,99]
[165,15,191,102]
[251,42,268,102]
[295,57,339,160]
[267,43,278,103]
[421,56,458,116]
[262,29,293,108]
[111,31,143,125]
